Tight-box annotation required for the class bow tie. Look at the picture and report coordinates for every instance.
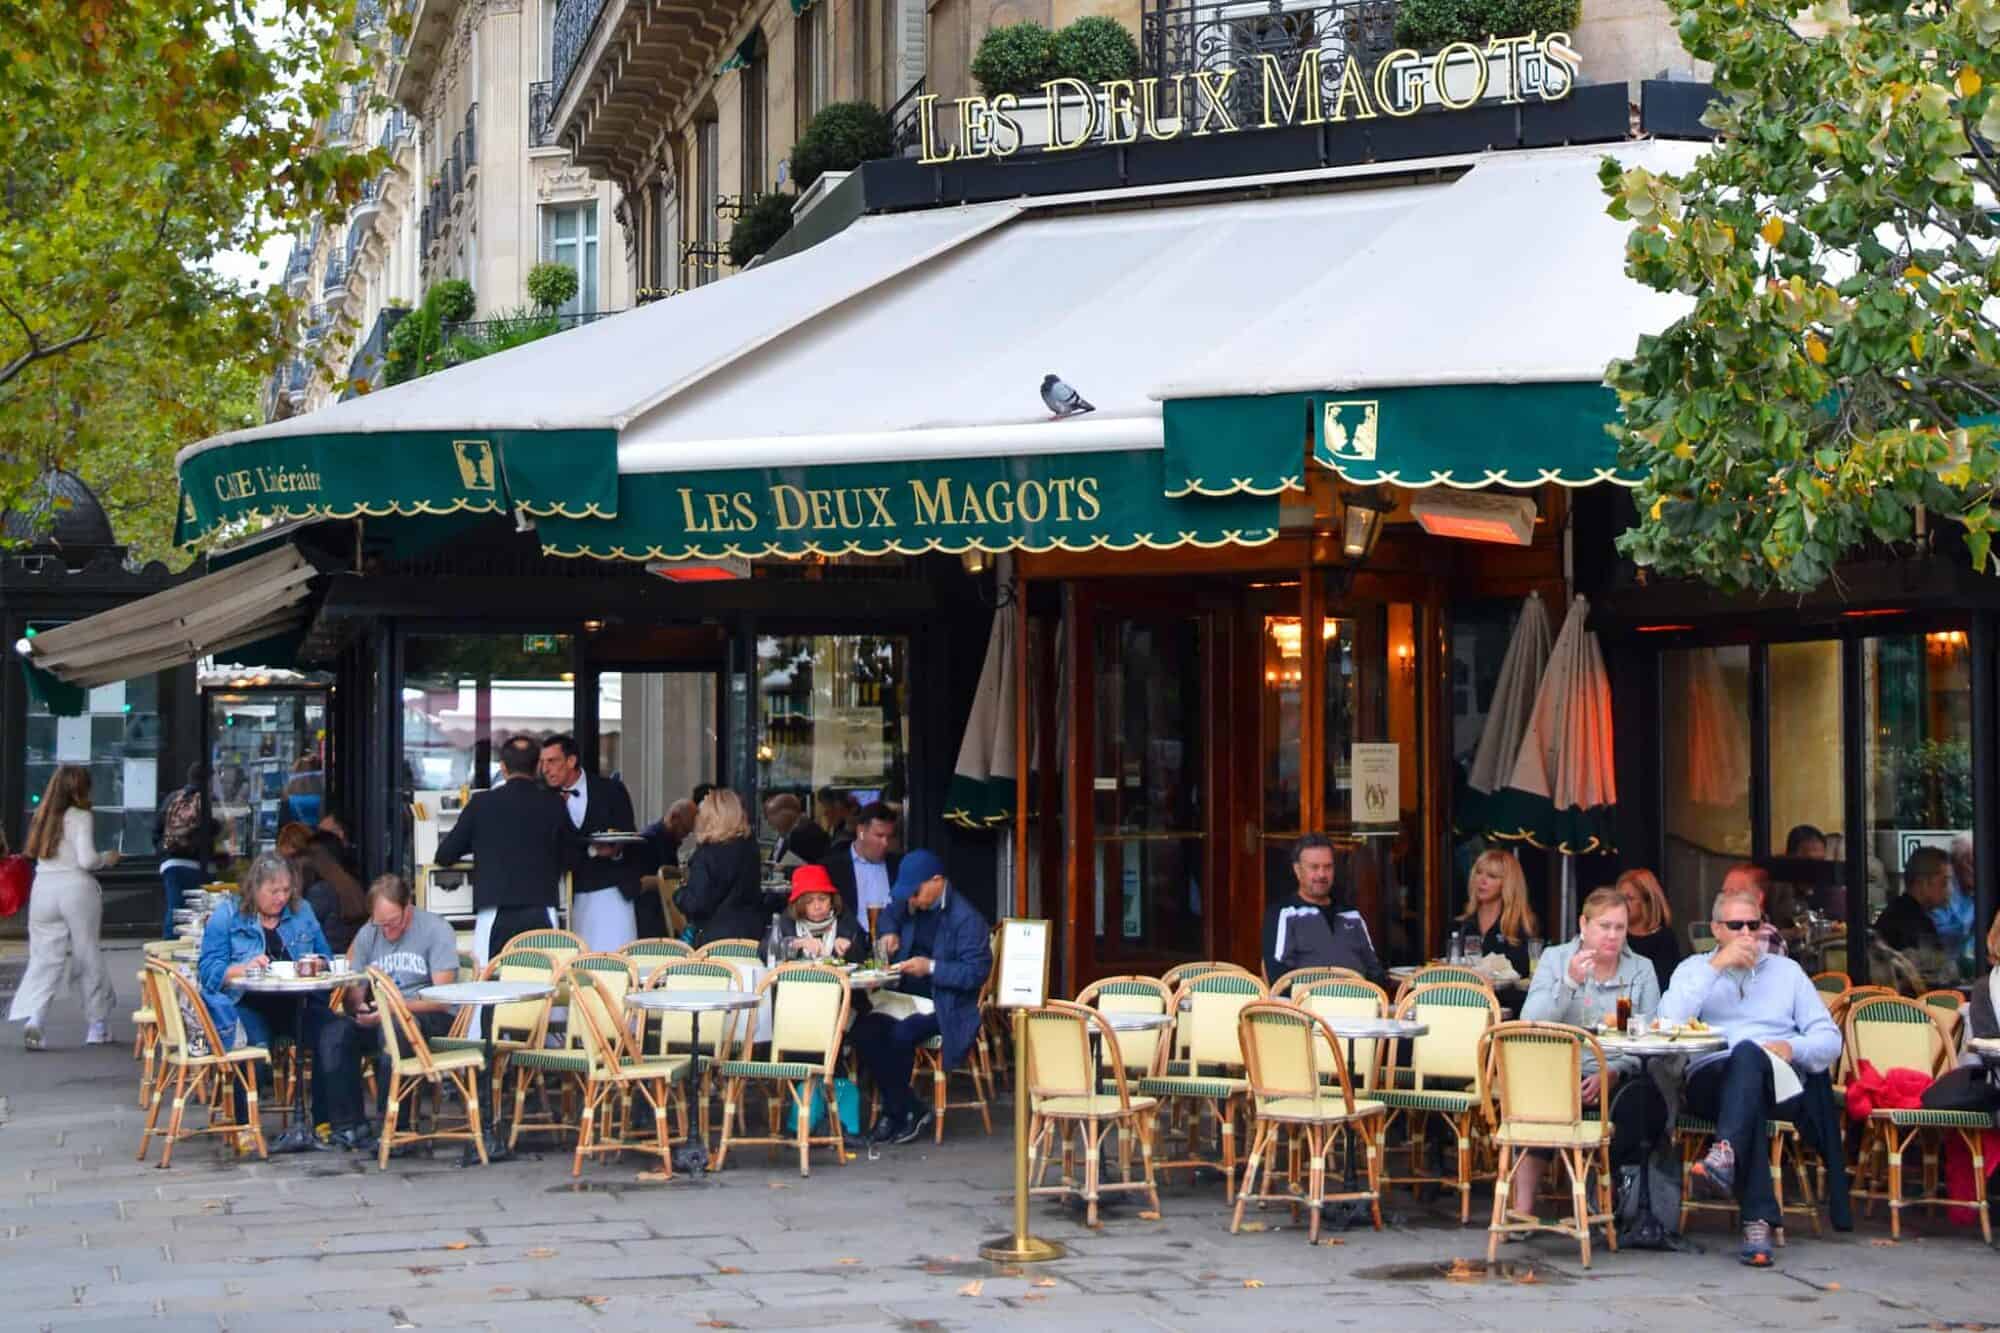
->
[562,787,579,798]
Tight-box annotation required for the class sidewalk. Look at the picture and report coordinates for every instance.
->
[0,941,1994,1332]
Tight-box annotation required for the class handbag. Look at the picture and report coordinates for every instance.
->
[0,832,29,917]
[783,1076,862,1136]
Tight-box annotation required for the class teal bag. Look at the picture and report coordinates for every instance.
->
[784,1076,862,1136]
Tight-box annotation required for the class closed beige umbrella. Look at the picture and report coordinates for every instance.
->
[1468,592,1552,796]
[945,563,1018,829]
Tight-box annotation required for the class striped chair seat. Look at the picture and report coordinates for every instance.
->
[1675,1114,1798,1136]
[508,1049,590,1073]
[712,1058,820,1080]
[1136,1073,1248,1099]
[1376,1087,1478,1114]
[1874,1106,1995,1128]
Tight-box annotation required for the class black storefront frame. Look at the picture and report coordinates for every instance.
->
[1615,609,1999,986]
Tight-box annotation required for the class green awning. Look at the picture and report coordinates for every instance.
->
[1161,394,1305,497]
[535,449,1281,560]
[1163,383,1636,492]
[175,429,618,547]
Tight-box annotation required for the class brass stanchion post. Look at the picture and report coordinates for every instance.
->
[979,1008,1063,1262]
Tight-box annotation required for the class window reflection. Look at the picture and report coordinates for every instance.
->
[1662,645,1751,931]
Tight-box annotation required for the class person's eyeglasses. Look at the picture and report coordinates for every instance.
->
[1716,919,1762,932]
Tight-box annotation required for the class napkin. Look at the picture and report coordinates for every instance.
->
[1766,1045,1803,1102]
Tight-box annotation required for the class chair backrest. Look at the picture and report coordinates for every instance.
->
[1023,1002,1133,1109]
[1075,975,1174,1077]
[486,948,560,1045]
[569,970,635,1077]
[1182,971,1268,1069]
[1481,1021,1597,1132]
[370,967,437,1073]
[1239,1000,1357,1114]
[621,938,694,962]
[565,953,638,1046]
[1395,964,1490,1002]
[645,959,743,1056]
[509,929,585,972]
[1811,970,1851,995]
[1845,992,1952,1079]
[1920,988,1964,1012]
[1396,981,1499,1088]
[1297,977,1390,1089]
[759,962,850,1072]
[1272,966,1363,997]
[1820,937,1848,974]
[696,938,762,961]
[1161,960,1254,991]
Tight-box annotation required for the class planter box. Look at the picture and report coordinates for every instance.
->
[790,170,852,223]
[975,92,1139,154]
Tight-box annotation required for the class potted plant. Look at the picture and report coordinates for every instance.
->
[971,18,1139,152]
[729,192,796,266]
[789,102,893,220]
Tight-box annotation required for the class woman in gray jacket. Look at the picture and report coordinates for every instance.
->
[1509,887,1662,1220]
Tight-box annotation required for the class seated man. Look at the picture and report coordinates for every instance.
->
[1660,886,1844,1268]
[1875,846,1954,990]
[316,874,460,1150]
[853,849,991,1146]
[1261,832,1385,986]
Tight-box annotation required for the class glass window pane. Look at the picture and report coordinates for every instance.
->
[207,690,328,873]
[1662,645,1752,931]
[755,633,909,815]
[1862,630,1973,991]
[21,658,173,859]
[1766,640,1847,945]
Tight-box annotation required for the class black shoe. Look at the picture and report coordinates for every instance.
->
[331,1124,378,1152]
[867,1113,902,1145]
[893,1107,934,1145]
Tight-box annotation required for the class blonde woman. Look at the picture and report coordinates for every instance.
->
[1617,868,1682,991]
[9,766,121,1049]
[1456,847,1538,996]
[672,788,767,945]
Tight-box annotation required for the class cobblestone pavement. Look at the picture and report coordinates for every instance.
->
[2,942,1997,1332]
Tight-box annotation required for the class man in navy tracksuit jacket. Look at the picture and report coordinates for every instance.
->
[1261,832,1385,986]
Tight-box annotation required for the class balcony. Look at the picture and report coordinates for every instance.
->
[351,0,384,37]
[528,81,556,148]
[351,174,384,227]
[284,245,312,292]
[552,0,609,106]
[377,107,410,152]
[304,305,330,343]
[449,133,464,200]
[1140,0,1399,127]
[322,256,348,296]
[464,103,478,170]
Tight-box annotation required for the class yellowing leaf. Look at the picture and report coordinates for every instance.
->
[1650,496,1666,521]
[837,1258,862,1266]
[1237,1221,1267,1233]
[1672,443,1694,460]
[716,1266,742,1275]
[1904,265,1928,282]
[525,1247,557,1259]
[444,1242,469,1251]
[1759,216,1785,246]
[1033,1277,1058,1288]
[1243,1279,1265,1288]
[957,1280,984,1297]
[1959,67,1983,98]
[1911,331,1926,360]
[1805,332,1828,365]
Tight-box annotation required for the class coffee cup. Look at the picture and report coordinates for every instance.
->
[329,958,351,976]
[268,961,298,980]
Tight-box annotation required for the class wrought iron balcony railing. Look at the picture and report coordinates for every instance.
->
[552,0,608,108]
[449,133,464,198]
[352,0,384,37]
[286,359,309,393]
[322,256,348,295]
[1140,0,1399,128]
[378,107,410,151]
[529,81,556,148]
[284,245,311,285]
[305,305,330,342]
[889,77,927,157]
[464,103,478,168]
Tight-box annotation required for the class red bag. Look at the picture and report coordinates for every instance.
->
[0,850,29,916]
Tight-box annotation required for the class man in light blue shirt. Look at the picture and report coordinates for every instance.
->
[1659,886,1842,1268]
[1938,834,1979,977]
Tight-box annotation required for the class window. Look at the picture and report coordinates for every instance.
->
[755,634,909,817]
[742,47,766,194]
[695,120,719,286]
[1661,644,1752,929]
[539,202,598,314]
[797,1,832,127]
[22,669,165,859]
[541,0,556,79]
[208,690,329,869]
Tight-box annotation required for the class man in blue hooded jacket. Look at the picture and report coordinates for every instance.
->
[855,849,991,1145]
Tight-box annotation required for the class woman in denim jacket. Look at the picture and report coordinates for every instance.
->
[198,852,333,1127]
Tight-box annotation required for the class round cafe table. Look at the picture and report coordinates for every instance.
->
[1318,1015,1427,1228]
[236,970,352,1153]
[626,989,761,1147]
[1593,1027,1727,1249]
[420,980,557,1165]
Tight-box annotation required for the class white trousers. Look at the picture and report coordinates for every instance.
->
[569,887,637,954]
[8,871,115,1028]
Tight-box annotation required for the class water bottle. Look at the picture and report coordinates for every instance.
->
[763,914,787,969]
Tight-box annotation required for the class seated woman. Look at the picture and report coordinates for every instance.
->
[1510,887,1663,1222]
[1617,868,1682,993]
[197,850,337,1130]
[780,864,868,962]
[1456,847,1538,1006]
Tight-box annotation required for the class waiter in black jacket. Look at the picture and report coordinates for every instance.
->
[436,736,574,965]
[540,733,643,951]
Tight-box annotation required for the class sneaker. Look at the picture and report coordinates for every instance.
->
[866,1113,902,1145]
[894,1107,934,1145]
[1691,1140,1735,1199]
[23,1025,44,1052]
[84,1022,111,1046]
[1739,1219,1774,1267]
[331,1124,378,1152]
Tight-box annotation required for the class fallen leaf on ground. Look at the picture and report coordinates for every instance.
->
[1243,1278,1264,1289]
[1237,1221,1266,1233]
[1825,1282,1840,1291]
[997,1266,1022,1277]
[579,1296,608,1308]
[525,1247,557,1259]
[958,1280,984,1297]
[697,1322,739,1330]
[1033,1278,1057,1288]
[1444,1258,1482,1283]
[1137,1211,1161,1220]
[837,1257,862,1266]
[715,1266,742,1275]
[1870,1239,1899,1248]
[1514,1269,1541,1285]
[443,1241,469,1251]
[636,1170,671,1181]
[490,1287,515,1295]
[1023,1293,1047,1303]
[767,1182,789,1190]
[1318,1238,1345,1247]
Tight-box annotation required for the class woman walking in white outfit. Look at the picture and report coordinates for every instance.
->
[9,765,121,1049]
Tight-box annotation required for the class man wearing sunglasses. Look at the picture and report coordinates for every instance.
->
[1659,887,1843,1269]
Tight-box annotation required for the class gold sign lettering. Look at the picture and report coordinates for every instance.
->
[913,37,1580,163]
[668,475,1110,538]
[211,464,324,506]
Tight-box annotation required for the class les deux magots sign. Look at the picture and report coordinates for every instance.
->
[912,34,1583,163]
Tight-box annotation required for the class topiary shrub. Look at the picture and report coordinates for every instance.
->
[427,277,476,324]
[790,102,894,191]
[728,192,796,267]
[525,261,579,313]
[384,279,481,384]
[1393,0,1579,51]
[972,21,1058,97]
[1051,16,1140,85]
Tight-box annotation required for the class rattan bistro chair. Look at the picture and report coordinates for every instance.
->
[621,938,695,970]
[644,958,745,1141]
[712,962,853,1176]
[1023,1002,1162,1227]
[1161,960,1255,992]
[1075,976,1176,1089]
[372,967,489,1169]
[1391,965,1491,1004]
[1137,971,1267,1200]
[1270,966,1364,998]
[567,969,692,1177]
[1480,1021,1619,1268]
[1845,993,1992,1242]
[137,961,270,1168]
[1233,1000,1387,1243]
[437,949,558,1107]
[1375,981,1501,1222]
[1294,977,1391,1092]
[507,953,635,1145]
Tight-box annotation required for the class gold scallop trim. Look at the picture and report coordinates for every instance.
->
[1467,824,1612,857]
[535,530,1284,561]
[1163,474,1304,499]
[178,497,614,546]
[1324,465,1638,490]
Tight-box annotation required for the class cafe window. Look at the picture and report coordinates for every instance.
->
[22,670,164,858]
[755,634,908,815]
[1661,644,1752,930]
[207,689,329,871]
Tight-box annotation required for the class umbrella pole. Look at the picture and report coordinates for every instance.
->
[1558,854,1576,942]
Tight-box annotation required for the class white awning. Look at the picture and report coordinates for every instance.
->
[17,546,317,687]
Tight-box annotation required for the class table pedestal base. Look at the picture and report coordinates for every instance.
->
[979,1234,1065,1263]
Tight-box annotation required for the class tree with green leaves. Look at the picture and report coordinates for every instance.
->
[1603,0,2000,594]
[0,0,384,544]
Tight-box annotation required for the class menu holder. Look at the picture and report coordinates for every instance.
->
[995,918,1052,1010]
